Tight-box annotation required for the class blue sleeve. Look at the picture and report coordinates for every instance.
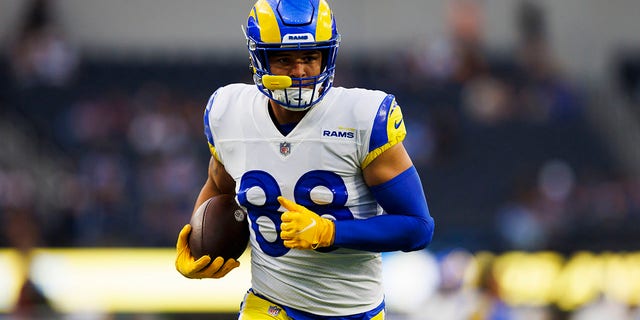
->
[333,166,435,252]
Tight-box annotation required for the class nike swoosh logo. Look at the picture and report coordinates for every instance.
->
[394,118,403,129]
[298,219,316,234]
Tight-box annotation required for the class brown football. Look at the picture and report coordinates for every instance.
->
[188,194,249,261]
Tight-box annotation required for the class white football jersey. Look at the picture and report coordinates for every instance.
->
[204,83,406,316]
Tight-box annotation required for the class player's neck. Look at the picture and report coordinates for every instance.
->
[268,101,306,136]
[268,100,307,125]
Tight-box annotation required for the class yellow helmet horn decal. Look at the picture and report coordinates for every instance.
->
[315,0,333,41]
[250,0,281,43]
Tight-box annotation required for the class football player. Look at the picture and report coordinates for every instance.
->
[175,0,435,319]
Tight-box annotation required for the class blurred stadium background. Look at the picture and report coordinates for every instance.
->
[1,0,640,319]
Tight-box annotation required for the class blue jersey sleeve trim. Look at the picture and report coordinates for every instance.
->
[333,166,435,252]
[368,94,395,152]
[203,90,218,148]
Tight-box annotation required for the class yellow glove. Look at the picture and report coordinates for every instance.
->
[175,224,239,279]
[278,196,335,249]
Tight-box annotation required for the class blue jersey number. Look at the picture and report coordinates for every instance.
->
[237,170,354,257]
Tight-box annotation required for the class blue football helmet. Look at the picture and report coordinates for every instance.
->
[245,0,340,111]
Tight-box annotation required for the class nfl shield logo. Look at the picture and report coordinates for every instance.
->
[279,142,291,156]
[268,305,281,316]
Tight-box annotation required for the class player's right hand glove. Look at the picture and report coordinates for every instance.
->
[175,224,239,279]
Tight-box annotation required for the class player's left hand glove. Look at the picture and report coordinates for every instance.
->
[278,196,335,249]
[175,224,240,279]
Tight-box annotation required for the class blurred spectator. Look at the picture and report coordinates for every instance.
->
[470,254,514,320]
[3,206,56,318]
[496,189,548,251]
[445,0,489,84]
[616,49,640,107]
[407,0,488,84]
[496,159,577,251]
[461,75,514,126]
[8,0,78,88]
[12,278,56,319]
[512,0,583,124]
[3,208,40,254]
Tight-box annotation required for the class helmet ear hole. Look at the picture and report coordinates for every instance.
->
[320,49,329,71]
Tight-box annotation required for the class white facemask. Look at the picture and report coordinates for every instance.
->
[272,86,322,111]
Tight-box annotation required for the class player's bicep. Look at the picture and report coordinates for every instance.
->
[363,143,413,187]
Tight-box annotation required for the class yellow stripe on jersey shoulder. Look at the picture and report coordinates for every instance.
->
[208,142,220,163]
[362,97,407,169]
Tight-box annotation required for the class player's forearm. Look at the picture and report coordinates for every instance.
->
[193,157,235,216]
[333,166,435,252]
[334,214,433,252]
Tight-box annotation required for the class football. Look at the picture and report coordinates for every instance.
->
[189,194,249,261]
